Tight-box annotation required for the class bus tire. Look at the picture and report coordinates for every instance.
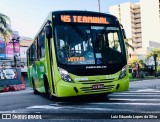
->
[44,76,53,100]
[32,78,39,95]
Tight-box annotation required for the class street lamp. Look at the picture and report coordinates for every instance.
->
[98,0,101,12]
[9,37,20,67]
[153,54,158,76]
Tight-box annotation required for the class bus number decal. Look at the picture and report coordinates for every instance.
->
[106,74,118,79]
[75,77,88,81]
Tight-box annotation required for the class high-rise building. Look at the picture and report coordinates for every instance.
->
[109,0,160,56]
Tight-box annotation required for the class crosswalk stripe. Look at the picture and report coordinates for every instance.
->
[109,94,160,97]
[112,92,160,95]
[109,98,160,101]
[89,101,160,105]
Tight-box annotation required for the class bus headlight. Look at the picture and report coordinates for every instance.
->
[58,67,73,83]
[119,66,127,80]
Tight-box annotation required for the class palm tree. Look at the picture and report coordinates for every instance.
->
[0,13,12,42]
[124,38,134,52]
[146,48,160,61]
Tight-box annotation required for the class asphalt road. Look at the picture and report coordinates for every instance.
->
[0,79,160,122]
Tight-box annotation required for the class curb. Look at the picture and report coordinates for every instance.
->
[1,84,26,93]
[130,77,160,82]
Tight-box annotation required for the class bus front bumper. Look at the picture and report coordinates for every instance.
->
[56,77,129,97]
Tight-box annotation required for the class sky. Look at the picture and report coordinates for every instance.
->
[0,0,139,38]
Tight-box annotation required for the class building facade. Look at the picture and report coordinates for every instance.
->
[19,39,33,72]
[109,0,160,57]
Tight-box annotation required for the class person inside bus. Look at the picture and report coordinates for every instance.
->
[82,39,95,64]
[98,33,124,64]
[58,43,70,63]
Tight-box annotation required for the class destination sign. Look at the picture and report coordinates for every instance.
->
[60,15,109,24]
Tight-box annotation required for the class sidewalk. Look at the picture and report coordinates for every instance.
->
[130,76,160,82]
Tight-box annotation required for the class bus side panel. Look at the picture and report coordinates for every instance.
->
[27,66,32,87]
[37,58,46,93]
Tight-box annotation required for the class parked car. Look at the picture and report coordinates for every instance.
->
[2,69,15,79]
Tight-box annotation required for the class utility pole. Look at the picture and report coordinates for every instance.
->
[154,54,158,76]
[10,37,20,67]
[98,0,101,12]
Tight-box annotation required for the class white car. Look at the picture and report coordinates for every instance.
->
[2,69,15,79]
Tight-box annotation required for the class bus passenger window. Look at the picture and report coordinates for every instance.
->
[39,31,45,58]
[30,44,36,64]
[41,44,45,57]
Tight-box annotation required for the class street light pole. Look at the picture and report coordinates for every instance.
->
[154,54,158,76]
[10,37,20,67]
[98,0,101,12]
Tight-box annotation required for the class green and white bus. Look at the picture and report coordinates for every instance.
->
[27,11,129,99]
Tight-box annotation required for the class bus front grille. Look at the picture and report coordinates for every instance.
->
[80,85,114,93]
[78,78,115,84]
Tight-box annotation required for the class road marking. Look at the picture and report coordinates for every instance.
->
[27,105,62,110]
[88,102,160,106]
[112,92,160,95]
[79,107,133,112]
[109,98,160,101]
[120,89,160,93]
[109,94,160,97]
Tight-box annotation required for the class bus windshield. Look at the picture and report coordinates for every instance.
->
[55,24,125,65]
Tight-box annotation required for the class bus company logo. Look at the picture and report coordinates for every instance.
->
[2,114,11,119]
[86,66,107,69]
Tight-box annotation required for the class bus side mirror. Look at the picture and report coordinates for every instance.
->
[45,25,52,39]
[122,29,126,39]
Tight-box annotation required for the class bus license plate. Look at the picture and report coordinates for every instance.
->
[92,84,104,89]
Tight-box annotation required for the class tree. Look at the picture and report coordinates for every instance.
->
[146,48,160,61]
[124,38,134,53]
[0,13,12,42]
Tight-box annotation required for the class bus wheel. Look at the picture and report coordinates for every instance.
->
[32,79,39,94]
[44,79,53,100]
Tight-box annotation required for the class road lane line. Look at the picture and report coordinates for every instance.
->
[109,94,160,97]
[88,102,160,105]
[109,98,160,101]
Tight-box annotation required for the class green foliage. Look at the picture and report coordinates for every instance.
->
[0,13,12,42]
[157,66,160,72]
[130,59,145,69]
[146,48,160,61]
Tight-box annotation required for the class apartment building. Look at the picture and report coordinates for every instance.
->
[109,0,160,56]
